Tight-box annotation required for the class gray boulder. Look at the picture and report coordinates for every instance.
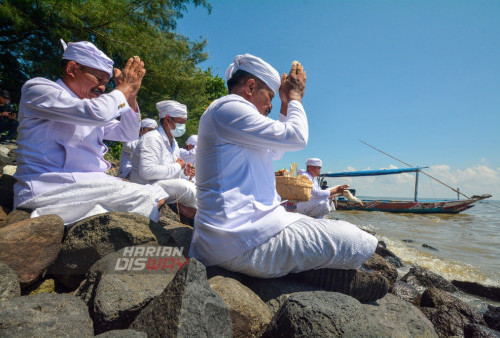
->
[262,291,387,337]
[464,323,500,337]
[452,280,500,302]
[420,287,485,337]
[390,280,421,306]
[484,305,500,331]
[0,293,93,336]
[75,244,184,334]
[209,275,272,337]
[49,212,160,289]
[361,252,398,287]
[375,241,403,268]
[0,261,20,300]
[363,293,437,337]
[401,265,458,292]
[131,258,232,337]
[0,214,64,287]
[96,329,148,337]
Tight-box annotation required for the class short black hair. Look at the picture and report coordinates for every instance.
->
[0,89,10,100]
[226,69,267,93]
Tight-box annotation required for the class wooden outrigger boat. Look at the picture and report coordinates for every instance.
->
[322,167,492,214]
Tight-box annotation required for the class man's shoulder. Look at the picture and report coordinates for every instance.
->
[210,94,257,117]
[22,77,61,93]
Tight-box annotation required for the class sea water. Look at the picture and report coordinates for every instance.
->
[327,199,500,310]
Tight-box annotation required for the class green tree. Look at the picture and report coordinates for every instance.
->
[0,0,227,145]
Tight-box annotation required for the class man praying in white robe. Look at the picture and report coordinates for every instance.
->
[118,118,158,179]
[296,157,349,218]
[14,40,167,225]
[189,54,389,302]
[130,100,197,219]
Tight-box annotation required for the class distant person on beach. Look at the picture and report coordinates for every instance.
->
[13,40,167,225]
[296,158,349,218]
[179,134,197,165]
[130,100,197,220]
[0,89,19,142]
[189,53,388,302]
[118,118,157,179]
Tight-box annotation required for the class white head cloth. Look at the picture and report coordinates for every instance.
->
[306,158,322,167]
[156,100,188,119]
[186,135,198,146]
[140,118,158,128]
[225,53,280,94]
[61,39,114,77]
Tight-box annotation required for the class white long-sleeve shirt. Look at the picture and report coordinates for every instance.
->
[129,126,186,184]
[296,170,332,218]
[14,78,140,207]
[189,94,309,266]
[118,139,139,178]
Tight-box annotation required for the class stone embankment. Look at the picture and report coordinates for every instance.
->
[1,143,500,337]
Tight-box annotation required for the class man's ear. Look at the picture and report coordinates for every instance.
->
[244,78,256,96]
[65,61,79,79]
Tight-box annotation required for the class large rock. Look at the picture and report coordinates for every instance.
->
[0,173,16,210]
[0,293,94,336]
[2,164,17,176]
[464,323,500,337]
[243,275,317,315]
[96,330,148,337]
[210,276,272,337]
[390,280,421,306]
[375,241,403,268]
[420,287,485,337]
[484,305,500,331]
[452,280,500,302]
[361,252,398,287]
[75,245,184,334]
[0,208,30,228]
[49,212,160,289]
[262,291,387,337]
[362,293,437,337]
[0,214,64,286]
[0,206,7,224]
[400,265,458,292]
[131,258,232,337]
[0,261,20,300]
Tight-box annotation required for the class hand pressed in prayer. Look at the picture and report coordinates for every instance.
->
[280,61,306,103]
[185,163,195,178]
[114,56,146,110]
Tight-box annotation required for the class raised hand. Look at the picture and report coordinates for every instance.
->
[114,56,146,111]
[280,61,307,103]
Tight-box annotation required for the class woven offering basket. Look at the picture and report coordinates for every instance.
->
[275,175,312,202]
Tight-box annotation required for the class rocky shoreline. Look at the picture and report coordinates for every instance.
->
[1,143,500,337]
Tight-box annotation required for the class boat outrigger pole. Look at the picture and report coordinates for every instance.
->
[359,140,471,199]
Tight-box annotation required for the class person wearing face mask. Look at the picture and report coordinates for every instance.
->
[130,100,197,220]
[13,40,168,226]
[118,118,158,179]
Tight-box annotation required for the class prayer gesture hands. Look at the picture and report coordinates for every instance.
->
[114,56,146,111]
[279,61,307,103]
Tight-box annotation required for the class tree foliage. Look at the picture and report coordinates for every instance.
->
[0,0,227,144]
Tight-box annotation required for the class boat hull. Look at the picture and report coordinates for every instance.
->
[336,198,486,214]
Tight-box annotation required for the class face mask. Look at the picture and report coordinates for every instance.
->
[171,123,186,137]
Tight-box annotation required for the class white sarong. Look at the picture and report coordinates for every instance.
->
[155,179,197,209]
[218,217,377,278]
[18,180,167,226]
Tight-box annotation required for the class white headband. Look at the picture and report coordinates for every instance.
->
[140,118,158,128]
[156,100,188,119]
[306,158,322,167]
[225,53,281,94]
[61,39,114,77]
[186,135,198,146]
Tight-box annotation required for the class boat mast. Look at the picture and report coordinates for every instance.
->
[414,170,419,201]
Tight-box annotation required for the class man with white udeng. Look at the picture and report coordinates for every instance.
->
[189,54,388,302]
[179,134,197,166]
[118,118,158,179]
[14,40,167,225]
[130,100,196,219]
[296,157,349,218]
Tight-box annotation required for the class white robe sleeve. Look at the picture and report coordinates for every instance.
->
[21,78,133,126]
[137,134,182,181]
[103,109,140,142]
[212,99,308,151]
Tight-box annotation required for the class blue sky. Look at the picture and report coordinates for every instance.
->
[176,0,500,199]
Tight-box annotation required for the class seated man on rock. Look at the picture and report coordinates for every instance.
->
[130,100,196,220]
[118,118,158,179]
[296,157,349,218]
[189,53,389,302]
[179,134,197,166]
[14,40,167,225]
